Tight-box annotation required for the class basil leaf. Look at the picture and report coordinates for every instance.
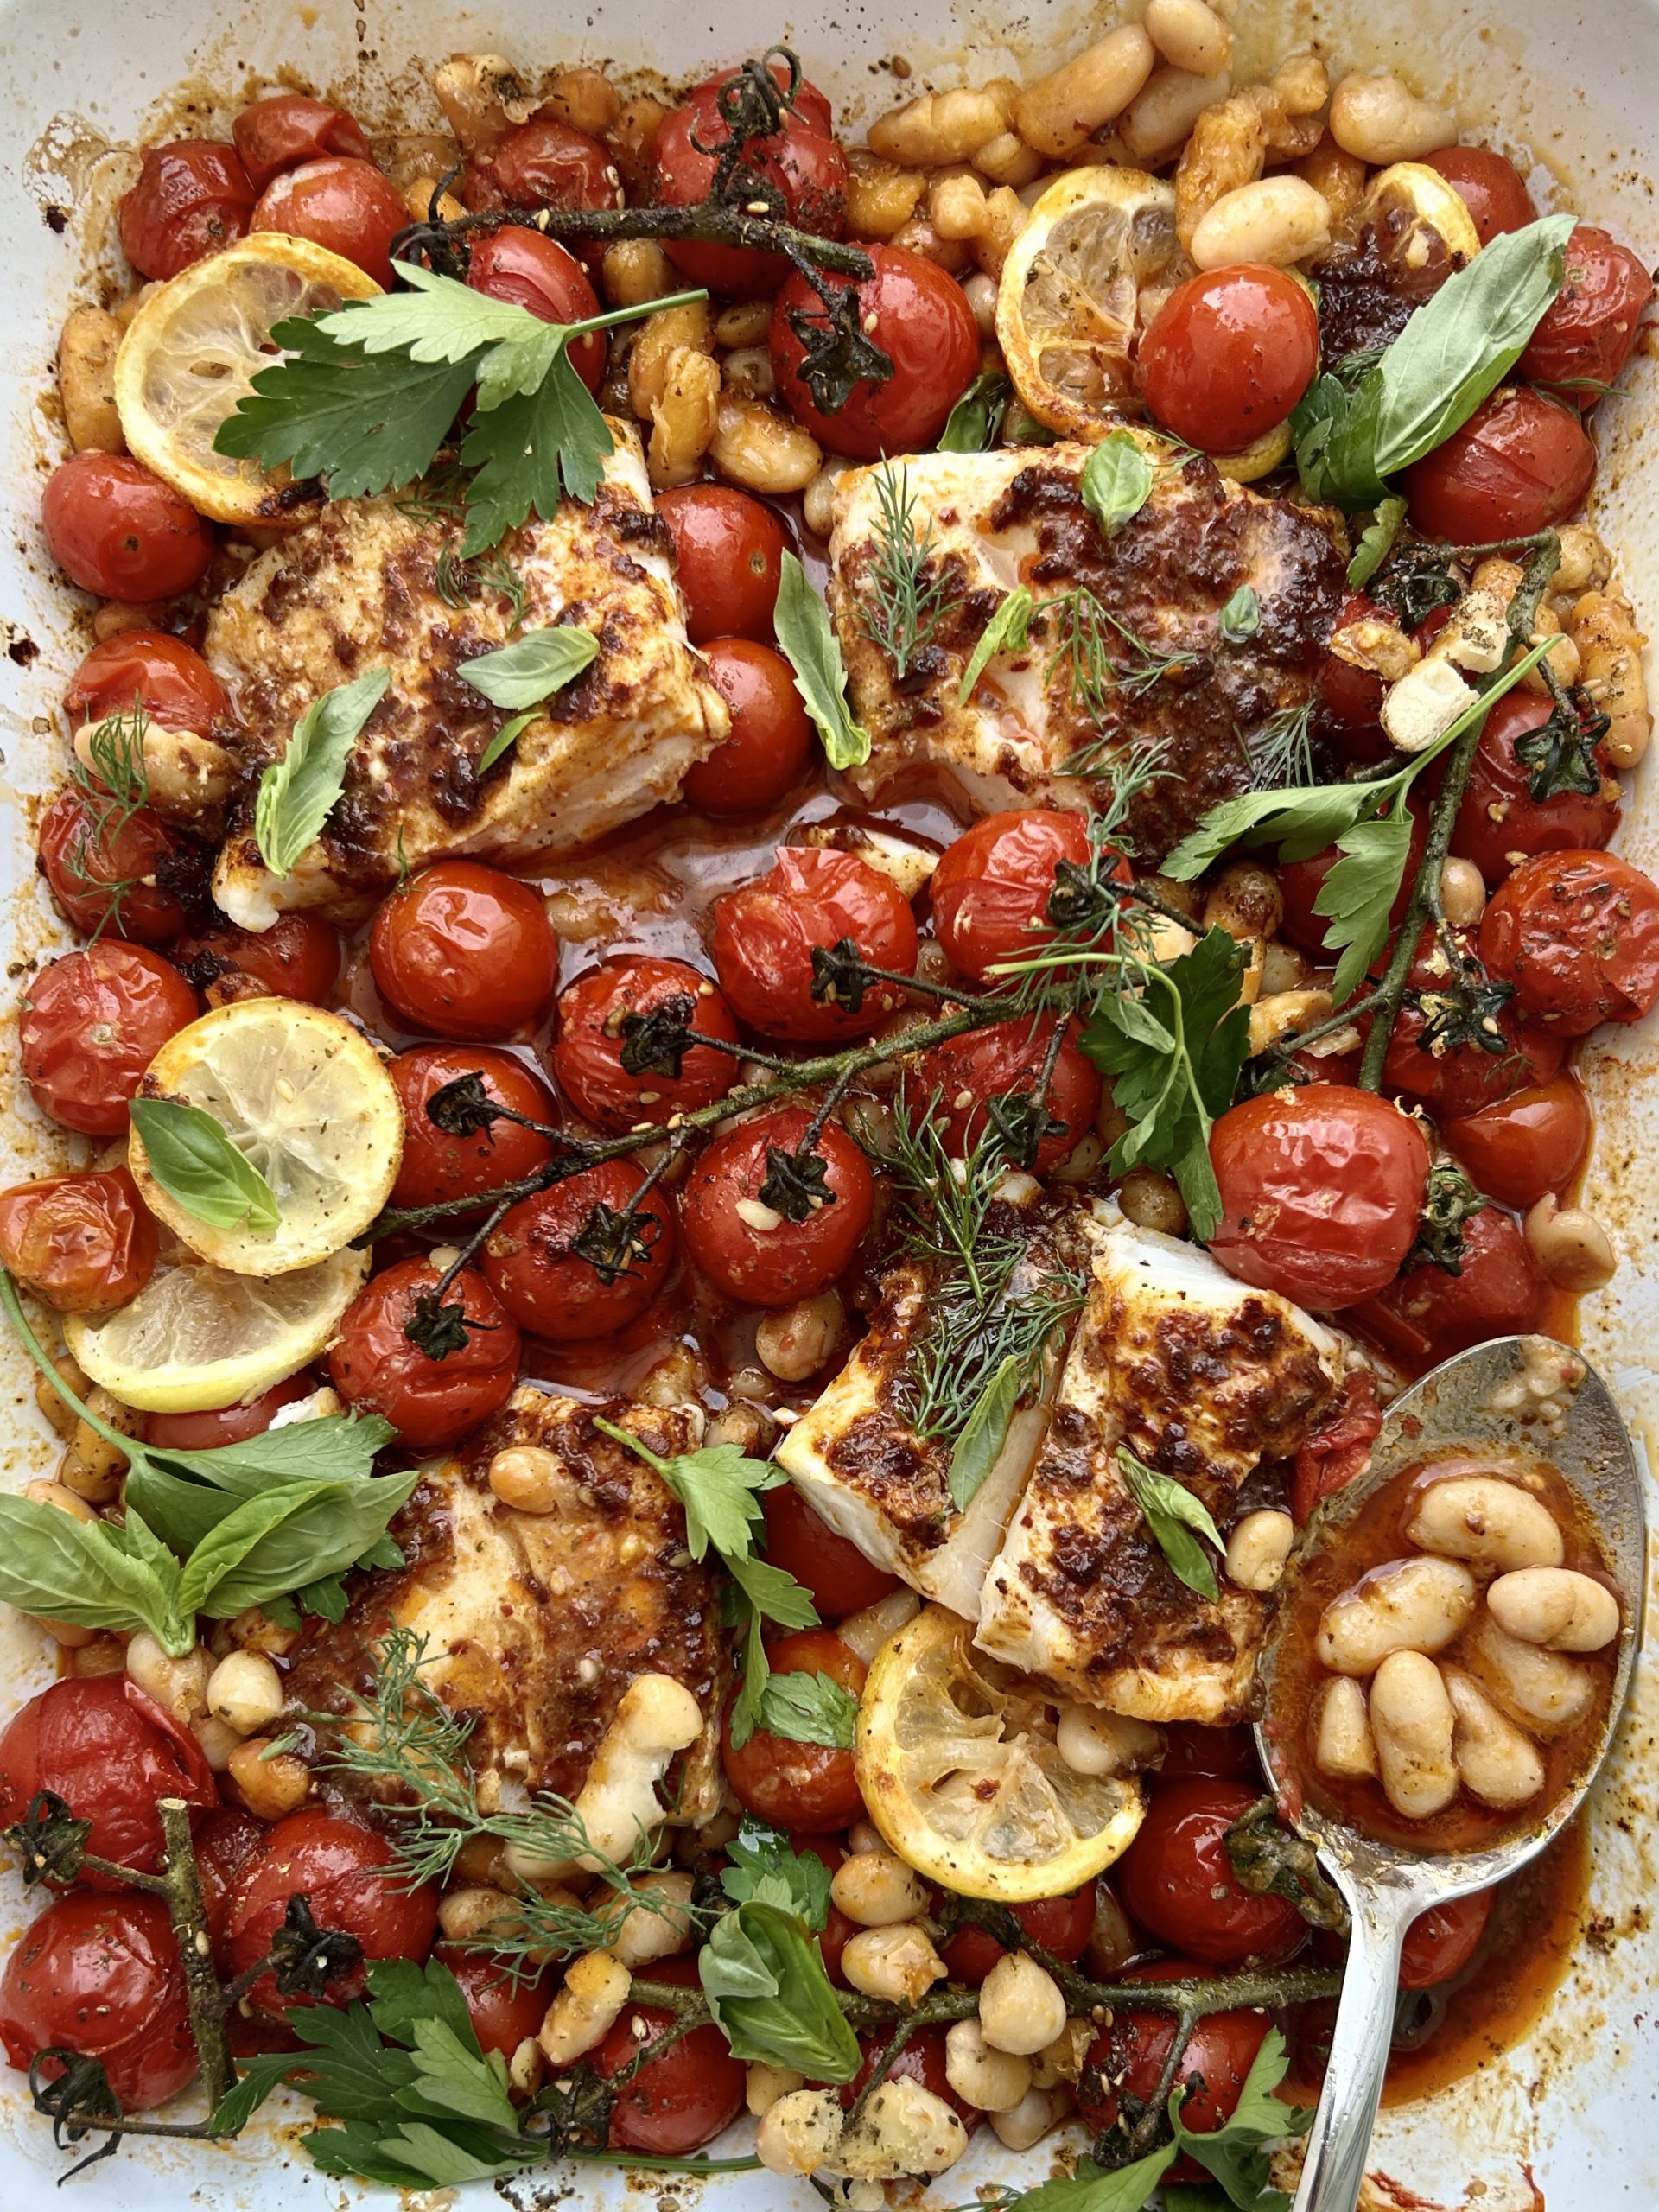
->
[957,585,1033,705]
[127,1412,399,1551]
[1118,1447,1223,1600]
[256,666,391,878]
[948,1352,1021,1510]
[1347,495,1407,589]
[720,1818,833,1929]
[699,1902,861,2081]
[937,369,1010,452]
[129,1098,280,1235]
[1291,369,1389,509]
[754,1670,859,1751]
[0,1497,192,1654]
[477,709,538,776]
[177,1468,423,1620]
[774,551,870,770]
[1003,398,1058,447]
[1007,2149,1179,2211]
[458,626,600,710]
[1079,429,1154,540]
[1218,584,1260,644]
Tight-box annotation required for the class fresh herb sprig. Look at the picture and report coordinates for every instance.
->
[858,462,950,681]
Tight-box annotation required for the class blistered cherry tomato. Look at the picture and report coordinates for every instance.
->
[329,1256,521,1447]
[251,156,408,286]
[1452,690,1620,887]
[41,454,216,601]
[225,1810,437,2015]
[232,93,372,191]
[550,957,739,1131]
[464,118,620,271]
[436,1943,556,2060]
[37,786,194,946]
[722,1630,867,1831]
[1518,224,1653,404]
[846,2025,978,2126]
[594,1954,747,2153]
[1399,1890,1491,1989]
[389,1045,556,1213]
[656,486,788,645]
[1280,801,1427,957]
[21,944,198,1136]
[1291,1368,1383,1523]
[1358,1203,1546,1363]
[1423,146,1536,245]
[941,1886,1097,1986]
[713,846,918,1044]
[0,1168,158,1313]
[912,1014,1102,1175]
[930,810,1105,982]
[0,1677,217,1885]
[370,861,559,1040]
[654,67,845,293]
[1381,926,1566,1121]
[1480,849,1659,1035]
[65,630,228,734]
[1317,593,1392,741]
[118,139,255,279]
[194,1808,267,1960]
[174,912,344,1005]
[761,1484,899,1618]
[0,1891,197,2110]
[683,639,815,815]
[1162,1724,1262,1783]
[483,1160,676,1341]
[1404,386,1596,543]
[467,227,606,393]
[148,1369,320,1449]
[1443,1075,1592,1211]
[1208,1084,1431,1309]
[770,245,977,458]
[681,1105,873,1305]
[1117,1781,1306,1969]
[1077,1959,1269,2139]
[1138,266,1321,454]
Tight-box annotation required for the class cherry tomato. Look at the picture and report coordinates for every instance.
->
[1117,1781,1306,1969]
[21,944,199,1136]
[1381,926,1567,1121]
[328,1256,521,1448]
[1290,1367,1383,1523]
[593,1953,747,2152]
[681,1105,874,1305]
[550,957,739,1132]
[251,156,408,287]
[1399,1889,1491,1989]
[0,1677,217,1885]
[941,1886,1097,1986]
[1208,1084,1430,1310]
[820,1899,856,1985]
[721,1630,867,1831]
[148,1369,320,1450]
[370,861,559,1041]
[0,1168,158,1313]
[174,912,344,1005]
[37,785,195,945]
[1358,1203,1546,1363]
[761,1483,899,1618]
[1518,224,1653,404]
[1317,593,1391,740]
[912,1014,1102,1175]
[1077,1959,1270,2139]
[467,227,606,394]
[1279,802,1428,957]
[656,486,788,645]
[1480,849,1659,1035]
[930,810,1103,983]
[1404,386,1596,543]
[435,1943,556,2060]
[712,846,918,1044]
[1443,1075,1592,1211]
[1138,266,1321,454]
[463,118,620,272]
[41,453,216,601]
[118,139,255,280]
[232,92,372,191]
[389,1046,556,1214]
[653,68,846,294]
[682,639,815,815]
[224,1809,437,2015]
[1452,690,1620,887]
[846,2025,979,2125]
[1423,146,1536,245]
[0,1891,196,2110]
[770,245,977,459]
[1161,1724,1262,1783]
[194,1807,267,1958]
[65,631,228,734]
[483,1160,677,1341]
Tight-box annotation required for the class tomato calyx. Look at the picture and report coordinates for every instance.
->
[757,1137,841,1224]
[1511,687,1611,801]
[1403,1158,1489,1275]
[1223,1796,1351,1935]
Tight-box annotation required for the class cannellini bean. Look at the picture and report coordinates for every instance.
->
[438,1885,522,1943]
[1013,26,1157,158]
[611,1871,698,1965]
[963,269,999,337]
[803,458,855,539]
[1314,1676,1377,1778]
[979,1954,1068,2056]
[974,130,1045,188]
[1369,1650,1458,1819]
[1145,0,1232,78]
[1031,2017,1094,2089]
[628,302,713,418]
[844,149,930,237]
[431,53,539,156]
[721,344,775,400]
[1524,1193,1617,1293]
[1116,1166,1189,1237]
[1224,1509,1295,1592]
[1567,591,1650,768]
[33,1352,87,1440]
[57,306,125,454]
[1204,859,1283,941]
[1248,988,1335,1058]
[647,347,721,489]
[1295,134,1368,232]
[1439,857,1487,930]
[23,1478,94,1524]
[837,2077,968,2180]
[1175,89,1267,248]
[602,239,675,308]
[1055,1704,1160,1777]
[945,2019,1032,2113]
[931,171,989,241]
[830,1849,928,1928]
[1251,51,1330,156]
[756,1292,844,1382]
[710,396,823,494]
[747,2062,805,2118]
[1317,1558,1478,1675]
[842,1923,948,2004]
[1487,1567,1620,1653]
[538,1951,631,2065]
[1553,526,1611,596]
[191,1716,240,1771]
[1190,175,1332,270]
[1406,1473,1565,1573]
[1444,1669,1545,1809]
[1121,66,1233,162]
[1261,941,1310,995]
[227,1738,312,1818]
[127,1631,211,1726]
[756,2086,845,2175]
[543,66,620,138]
[489,1445,580,1514]
[608,94,668,197]
[1464,1615,1596,1735]
[990,2083,1070,2150]
[836,1588,921,1664]
[869,86,1011,167]
[401,174,466,224]
[714,299,772,348]
[205,1650,283,1736]
[1329,71,1456,163]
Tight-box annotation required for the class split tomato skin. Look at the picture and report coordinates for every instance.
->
[149,1369,320,1449]
[1403,385,1596,543]
[1451,690,1620,888]
[389,1045,557,1214]
[466,227,606,392]
[1138,264,1320,454]
[41,454,216,602]
[0,1167,158,1313]
[654,67,846,294]
[910,1014,1102,1175]
[1116,1781,1306,1970]
[1077,1957,1271,2143]
[930,809,1103,983]
[232,93,373,191]
[769,245,978,458]
[712,846,918,1045]
[550,956,740,1130]
[1517,223,1653,403]
[1357,1203,1547,1364]
[1443,1076,1592,1211]
[251,156,410,286]
[370,861,560,1042]
[223,1809,437,2017]
[0,1891,198,2111]
[593,1955,747,2153]
[21,944,199,1136]
[65,630,229,735]
[1480,849,1659,1036]
[940,1887,1096,1986]
[118,138,255,279]
[1423,145,1535,245]
[37,785,195,946]
[174,913,344,1006]
[436,1944,556,2061]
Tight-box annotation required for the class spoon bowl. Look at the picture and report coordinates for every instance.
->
[1253,1334,1646,2212]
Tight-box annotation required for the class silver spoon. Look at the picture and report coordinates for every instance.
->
[1252,1333,1646,2212]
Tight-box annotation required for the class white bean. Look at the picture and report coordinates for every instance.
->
[746,2062,805,2117]
[1443,1668,1546,1808]
[1406,1474,1564,1574]
[842,1924,948,2005]
[1464,1615,1596,1735]
[1121,67,1233,163]
[1316,1558,1478,1675]
[1013,26,1156,158]
[1369,1650,1458,1819]
[756,2087,844,2176]
[830,1849,929,1928]
[1224,1509,1295,1592]
[205,1650,283,1736]
[1486,1568,1620,1653]
[1439,857,1487,929]
[944,2020,1032,2113]
[1144,0,1233,77]
[1329,72,1457,164]
[836,1588,921,1664]
[1055,1705,1160,1777]
[1313,1676,1377,1779]
[1190,176,1332,270]
[989,2084,1070,2150]
[980,1954,1068,2056]
[1523,1195,1618,1293]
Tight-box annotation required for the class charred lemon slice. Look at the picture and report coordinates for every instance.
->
[855,1604,1146,1901]
[996,166,1190,440]
[1360,162,1483,270]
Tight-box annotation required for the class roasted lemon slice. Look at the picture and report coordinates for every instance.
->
[114,236,382,524]
[855,1605,1146,1901]
[1357,162,1482,276]
[130,1001,403,1277]
[996,166,1190,440]
[64,1248,367,1413]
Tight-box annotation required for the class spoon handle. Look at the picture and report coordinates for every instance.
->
[1292,1884,1412,2212]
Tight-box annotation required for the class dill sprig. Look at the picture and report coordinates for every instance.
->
[435,544,529,634]
[61,703,155,940]
[858,463,950,681]
[1046,588,1200,766]
[1244,699,1317,790]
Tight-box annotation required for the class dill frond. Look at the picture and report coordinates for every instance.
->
[1245,699,1317,790]
[1046,590,1200,766]
[858,463,950,681]
[435,544,530,634]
